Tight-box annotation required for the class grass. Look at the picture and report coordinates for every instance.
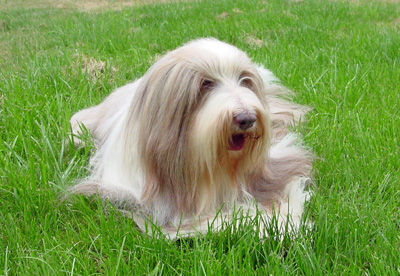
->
[1,0,399,274]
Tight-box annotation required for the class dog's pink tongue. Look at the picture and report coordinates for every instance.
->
[229,134,245,151]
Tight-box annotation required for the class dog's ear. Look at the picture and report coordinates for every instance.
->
[126,56,204,211]
[255,65,310,141]
[255,66,280,87]
[255,65,292,99]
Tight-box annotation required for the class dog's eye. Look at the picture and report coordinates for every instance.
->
[240,77,253,89]
[200,79,215,93]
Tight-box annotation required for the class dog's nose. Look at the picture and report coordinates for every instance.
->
[234,113,257,130]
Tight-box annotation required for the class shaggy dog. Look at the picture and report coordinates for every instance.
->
[69,38,312,238]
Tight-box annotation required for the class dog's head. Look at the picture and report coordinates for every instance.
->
[127,39,270,211]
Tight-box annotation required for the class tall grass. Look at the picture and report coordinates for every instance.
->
[1,0,399,274]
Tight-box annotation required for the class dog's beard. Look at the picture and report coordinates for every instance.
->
[191,87,269,164]
[172,89,270,216]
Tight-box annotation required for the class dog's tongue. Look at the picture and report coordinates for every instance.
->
[229,134,245,151]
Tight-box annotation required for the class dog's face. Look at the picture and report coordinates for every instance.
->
[188,47,270,177]
[127,39,270,209]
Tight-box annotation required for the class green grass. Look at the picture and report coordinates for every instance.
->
[1,0,400,274]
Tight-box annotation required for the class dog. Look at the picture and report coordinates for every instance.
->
[69,38,312,238]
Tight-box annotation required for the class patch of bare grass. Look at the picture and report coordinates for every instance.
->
[329,0,400,4]
[216,8,244,20]
[1,0,192,11]
[71,53,117,82]
[245,35,266,49]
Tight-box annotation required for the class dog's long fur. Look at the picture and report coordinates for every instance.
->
[69,38,312,238]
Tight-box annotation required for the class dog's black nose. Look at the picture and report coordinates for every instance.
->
[234,113,257,130]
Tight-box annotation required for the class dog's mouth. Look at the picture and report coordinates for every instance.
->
[228,133,260,151]
[229,134,245,151]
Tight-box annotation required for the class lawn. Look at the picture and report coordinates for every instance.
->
[1,0,399,274]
